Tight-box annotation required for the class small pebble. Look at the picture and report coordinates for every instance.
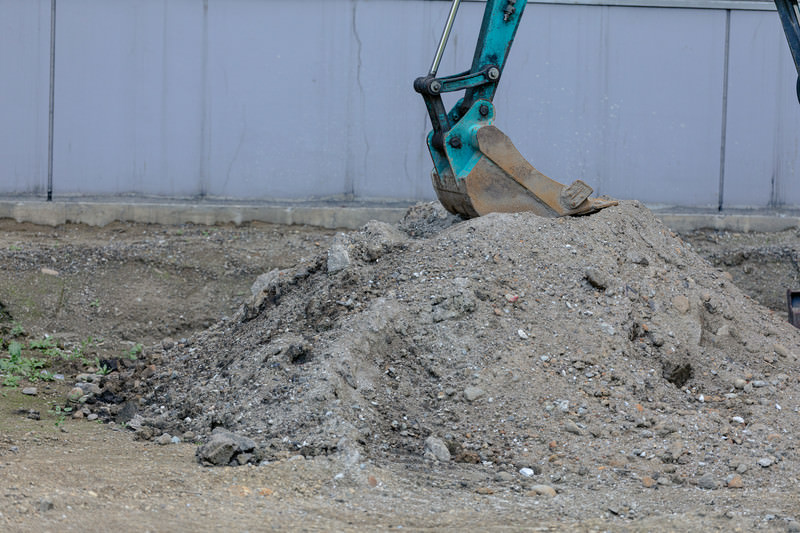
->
[519,467,535,477]
[672,295,691,314]
[563,420,582,435]
[423,436,451,462]
[696,473,718,490]
[21,387,37,396]
[526,484,556,498]
[726,474,744,489]
[67,387,84,402]
[37,498,54,513]
[773,343,790,358]
[494,471,515,482]
[463,386,485,402]
[155,433,174,445]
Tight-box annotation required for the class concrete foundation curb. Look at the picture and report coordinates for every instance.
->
[652,212,800,233]
[0,200,409,230]
[2,199,800,233]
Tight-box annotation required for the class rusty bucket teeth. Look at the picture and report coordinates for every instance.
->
[432,125,617,219]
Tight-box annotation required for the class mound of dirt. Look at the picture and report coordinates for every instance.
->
[137,201,800,492]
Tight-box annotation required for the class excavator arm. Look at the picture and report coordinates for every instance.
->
[775,0,800,103]
[414,0,616,218]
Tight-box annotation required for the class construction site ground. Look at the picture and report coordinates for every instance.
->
[1,204,800,532]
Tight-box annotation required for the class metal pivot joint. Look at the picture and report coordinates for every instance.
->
[414,0,616,219]
[414,0,523,150]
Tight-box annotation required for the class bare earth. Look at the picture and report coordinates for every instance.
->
[1,205,800,532]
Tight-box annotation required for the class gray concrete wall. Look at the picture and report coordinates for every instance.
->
[1,0,798,210]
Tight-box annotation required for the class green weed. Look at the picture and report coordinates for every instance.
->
[28,337,64,359]
[49,405,73,427]
[8,341,22,358]
[124,343,143,360]
[0,323,140,387]
[96,361,111,376]
[0,340,48,386]
[28,337,57,350]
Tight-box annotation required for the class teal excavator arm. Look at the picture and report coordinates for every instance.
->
[774,0,800,103]
[414,0,616,219]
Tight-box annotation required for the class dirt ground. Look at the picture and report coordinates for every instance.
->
[681,228,800,315]
[2,207,800,532]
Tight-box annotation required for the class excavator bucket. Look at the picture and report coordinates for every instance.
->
[432,125,617,218]
[416,0,616,219]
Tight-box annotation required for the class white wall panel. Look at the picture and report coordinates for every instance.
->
[1,0,798,209]
[495,4,727,206]
[54,0,204,196]
[0,0,50,194]
[723,10,800,208]
[201,0,355,199]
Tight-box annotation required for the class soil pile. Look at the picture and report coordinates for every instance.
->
[139,201,800,492]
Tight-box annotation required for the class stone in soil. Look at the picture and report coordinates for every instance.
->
[155,433,174,445]
[196,428,257,467]
[527,485,557,498]
[423,436,450,462]
[696,474,718,490]
[37,498,54,513]
[463,386,485,402]
[726,474,744,488]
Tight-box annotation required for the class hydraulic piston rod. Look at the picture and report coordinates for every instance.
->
[429,0,463,77]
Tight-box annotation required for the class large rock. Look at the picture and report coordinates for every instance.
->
[327,243,351,274]
[423,436,451,462]
[196,428,257,467]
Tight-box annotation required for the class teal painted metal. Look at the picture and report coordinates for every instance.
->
[415,0,527,198]
[415,0,618,218]
[467,0,527,103]
[426,100,496,183]
[774,0,800,102]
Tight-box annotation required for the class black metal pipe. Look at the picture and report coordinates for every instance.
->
[47,0,56,201]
